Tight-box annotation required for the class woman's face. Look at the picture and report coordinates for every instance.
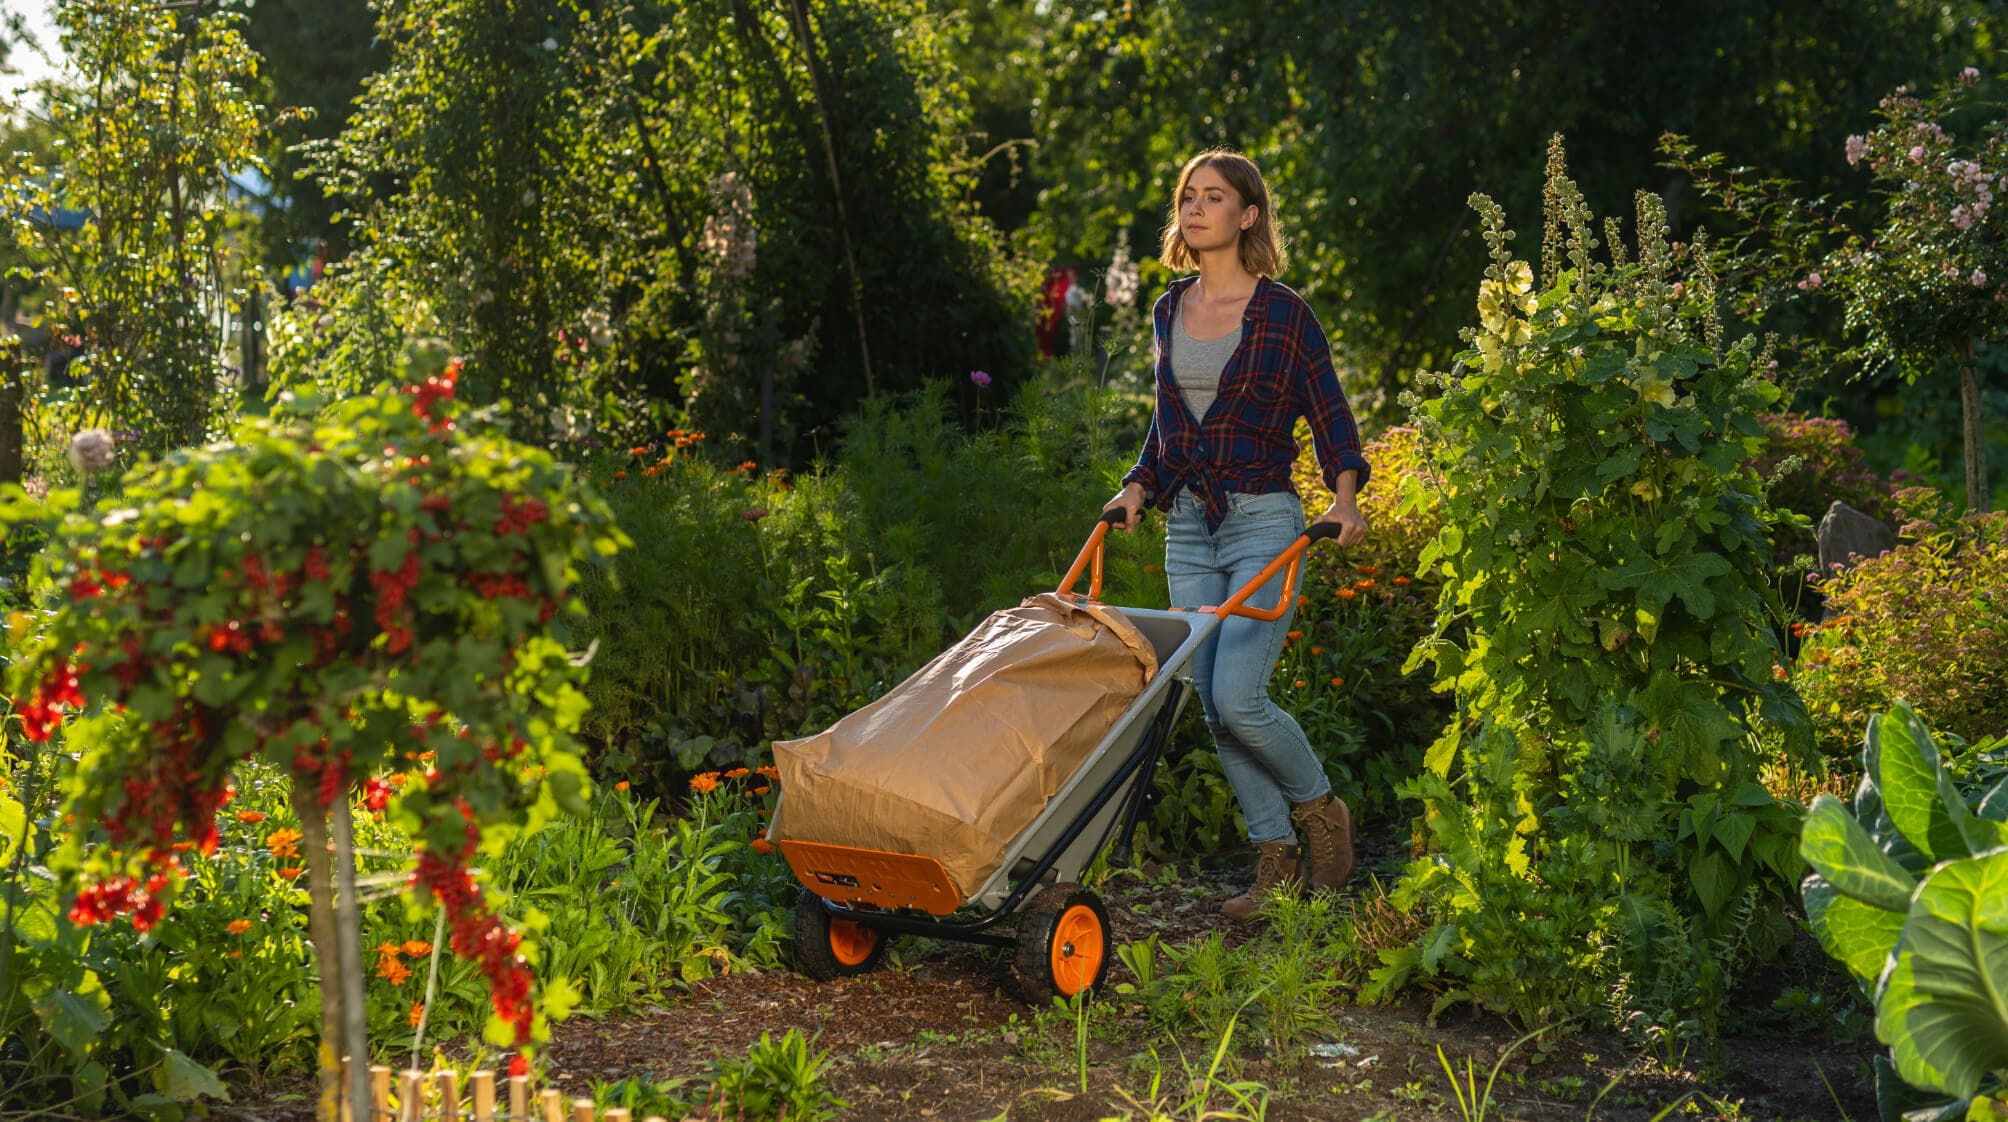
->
[1178,165,1256,256]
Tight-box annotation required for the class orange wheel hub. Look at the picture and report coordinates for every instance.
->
[828,917,879,967]
[1049,904,1105,995]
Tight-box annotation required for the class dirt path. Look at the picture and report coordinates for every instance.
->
[525,870,1875,1121]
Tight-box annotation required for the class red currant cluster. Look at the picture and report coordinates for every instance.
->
[369,529,423,655]
[493,495,549,537]
[413,832,535,1047]
[68,864,180,931]
[17,654,86,742]
[407,361,461,433]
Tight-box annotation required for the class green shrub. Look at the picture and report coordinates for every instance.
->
[1793,487,2008,754]
[1374,140,1810,1032]
[1750,412,1892,568]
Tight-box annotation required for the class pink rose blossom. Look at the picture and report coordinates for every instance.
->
[1796,272,1823,292]
[1845,135,1869,165]
[1909,145,1927,162]
[1961,66,1981,84]
[1972,269,1988,287]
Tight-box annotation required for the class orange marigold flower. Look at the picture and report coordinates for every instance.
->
[724,767,750,779]
[1392,576,1413,586]
[1354,579,1377,590]
[739,460,758,472]
[688,772,721,794]
[235,810,267,824]
[229,950,242,959]
[1293,679,1307,689]
[750,838,776,854]
[227,918,253,935]
[401,940,433,958]
[266,828,304,858]
[1329,676,1345,687]
[170,840,196,853]
[277,866,304,879]
[1295,595,1309,609]
[753,785,771,796]
[1357,564,1380,575]
[755,766,779,779]
[614,470,628,480]
[409,1000,427,1028]
[1337,588,1358,600]
[379,958,411,986]
[1286,630,1304,641]
[629,446,649,457]
[614,780,630,792]
[1310,646,1323,656]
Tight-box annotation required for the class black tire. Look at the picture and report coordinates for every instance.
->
[793,888,889,981]
[1012,883,1113,1005]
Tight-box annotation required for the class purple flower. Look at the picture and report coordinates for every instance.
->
[969,369,992,388]
[1909,145,1927,162]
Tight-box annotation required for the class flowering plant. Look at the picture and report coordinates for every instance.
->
[1,368,625,1076]
[1668,66,2008,511]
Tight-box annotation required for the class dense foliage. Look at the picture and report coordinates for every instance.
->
[0,0,268,456]
[274,0,1032,461]
[1375,140,1810,1033]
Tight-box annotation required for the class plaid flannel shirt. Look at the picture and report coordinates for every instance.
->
[1123,275,1371,530]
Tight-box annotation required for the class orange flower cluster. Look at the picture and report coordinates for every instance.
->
[266,828,303,859]
[376,941,413,986]
[236,810,267,825]
[227,918,253,935]
[409,1000,427,1028]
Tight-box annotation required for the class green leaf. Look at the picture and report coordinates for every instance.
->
[1802,874,1904,989]
[1800,795,1918,912]
[0,795,26,867]
[157,1048,230,1104]
[1712,812,1757,864]
[1875,703,2004,862]
[1877,848,2008,1099]
[1600,544,1730,620]
[1689,850,1734,917]
[31,984,110,1061]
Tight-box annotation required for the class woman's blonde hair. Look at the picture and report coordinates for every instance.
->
[1158,148,1288,276]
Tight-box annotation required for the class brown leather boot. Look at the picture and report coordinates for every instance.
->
[1292,793,1355,892]
[1220,840,1301,922]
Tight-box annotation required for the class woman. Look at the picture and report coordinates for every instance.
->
[1102,149,1371,921]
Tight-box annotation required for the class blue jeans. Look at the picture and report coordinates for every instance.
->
[1165,489,1332,845]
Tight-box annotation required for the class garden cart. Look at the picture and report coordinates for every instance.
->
[778,509,1342,1003]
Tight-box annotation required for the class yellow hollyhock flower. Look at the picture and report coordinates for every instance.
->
[1478,280,1508,334]
[1475,334,1505,372]
[1637,377,1676,407]
[1503,318,1533,346]
[1506,260,1534,294]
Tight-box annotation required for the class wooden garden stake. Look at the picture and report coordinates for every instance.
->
[539,1087,563,1122]
[334,800,373,1122]
[571,1098,594,1122]
[470,1070,495,1122]
[371,1066,393,1122]
[509,1074,530,1121]
[437,1070,460,1122]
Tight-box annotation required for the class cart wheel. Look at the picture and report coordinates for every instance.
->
[794,888,888,981]
[1013,883,1111,1005]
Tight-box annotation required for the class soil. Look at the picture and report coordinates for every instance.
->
[229,858,1876,1122]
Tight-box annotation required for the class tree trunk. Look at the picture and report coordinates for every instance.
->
[1962,337,1989,513]
[292,789,344,1122]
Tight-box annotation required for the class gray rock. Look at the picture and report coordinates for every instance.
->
[1817,501,1896,572]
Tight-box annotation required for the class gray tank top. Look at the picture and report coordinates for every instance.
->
[1170,305,1242,421]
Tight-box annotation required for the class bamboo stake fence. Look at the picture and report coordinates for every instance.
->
[339,1061,675,1122]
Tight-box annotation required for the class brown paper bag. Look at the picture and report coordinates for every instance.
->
[769,593,1157,902]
